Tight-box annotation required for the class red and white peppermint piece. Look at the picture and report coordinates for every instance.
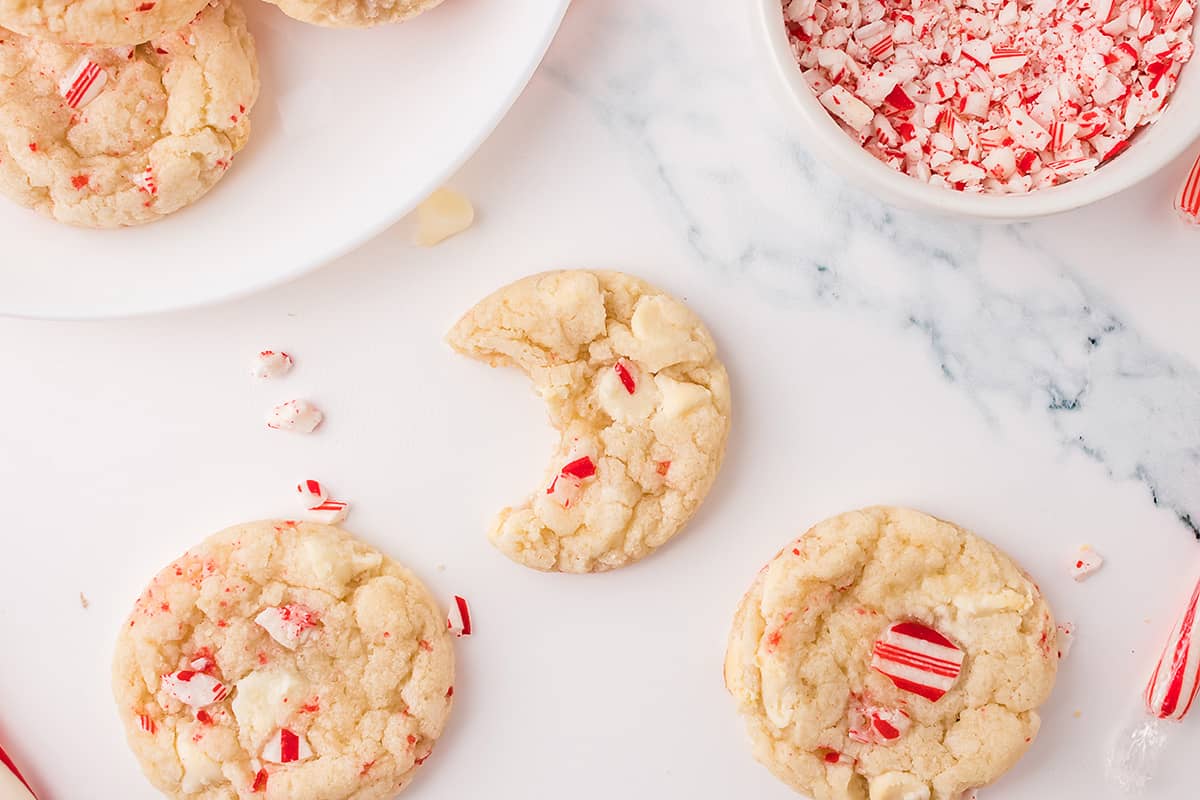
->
[161,669,228,707]
[614,359,637,394]
[546,453,598,509]
[266,399,322,433]
[252,350,293,381]
[261,728,312,764]
[306,499,348,524]
[848,702,911,744]
[58,59,107,109]
[137,713,157,734]
[1145,575,1200,721]
[255,604,320,650]
[1070,546,1104,581]
[132,168,157,196]
[1175,151,1200,225]
[871,621,964,702]
[296,479,327,506]
[0,740,37,799]
[447,595,472,637]
[189,656,213,672]
[820,749,857,767]
[1056,621,1077,659]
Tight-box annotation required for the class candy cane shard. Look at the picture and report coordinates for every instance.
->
[1175,151,1200,226]
[262,728,312,764]
[58,59,107,109]
[305,499,348,524]
[295,479,328,506]
[162,669,228,707]
[0,741,37,800]
[447,595,472,637]
[1145,577,1200,721]
[871,622,964,702]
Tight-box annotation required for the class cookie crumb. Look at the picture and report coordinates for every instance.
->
[79,591,90,609]
[1056,621,1076,659]
[1073,710,1082,718]
[415,187,474,247]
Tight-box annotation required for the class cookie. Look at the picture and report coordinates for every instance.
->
[448,270,732,573]
[263,0,442,29]
[724,507,1058,800]
[112,521,454,800]
[0,0,258,228]
[0,0,211,46]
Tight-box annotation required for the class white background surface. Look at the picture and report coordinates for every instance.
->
[0,0,568,319]
[3,1,1200,799]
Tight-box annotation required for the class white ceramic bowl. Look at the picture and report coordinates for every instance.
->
[753,0,1200,219]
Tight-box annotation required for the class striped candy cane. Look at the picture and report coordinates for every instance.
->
[0,741,37,800]
[1107,572,1200,793]
[1176,151,1200,226]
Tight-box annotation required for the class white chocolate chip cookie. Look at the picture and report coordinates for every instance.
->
[113,521,454,800]
[0,0,257,228]
[263,0,442,28]
[724,507,1058,800]
[0,0,211,46]
[448,270,732,573]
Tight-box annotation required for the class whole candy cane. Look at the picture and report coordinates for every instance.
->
[0,740,37,800]
[1176,151,1200,227]
[1107,572,1200,792]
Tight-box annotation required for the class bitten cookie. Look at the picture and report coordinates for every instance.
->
[724,507,1058,800]
[448,270,732,573]
[0,0,258,228]
[263,0,442,28]
[0,0,211,46]
[113,521,454,800]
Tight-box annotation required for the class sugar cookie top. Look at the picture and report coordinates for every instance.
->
[0,0,258,228]
[448,270,732,573]
[112,521,454,800]
[724,507,1058,800]
[0,0,211,46]
[263,0,442,28]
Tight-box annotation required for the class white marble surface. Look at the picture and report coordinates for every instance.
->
[2,1,1200,798]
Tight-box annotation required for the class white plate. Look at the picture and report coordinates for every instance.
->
[0,0,569,320]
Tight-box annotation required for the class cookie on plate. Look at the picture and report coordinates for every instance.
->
[263,0,442,29]
[0,0,258,228]
[448,270,732,573]
[724,507,1057,800]
[113,521,454,800]
[0,0,211,46]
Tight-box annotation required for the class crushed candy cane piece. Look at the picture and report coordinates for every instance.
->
[262,728,312,764]
[415,187,475,246]
[58,59,107,109]
[1145,575,1200,720]
[295,479,327,506]
[1070,546,1104,581]
[871,621,964,702]
[138,713,157,734]
[132,168,157,196]
[255,604,319,650]
[1057,621,1077,659]
[782,0,1195,194]
[1175,151,1200,225]
[251,350,293,381]
[162,669,228,707]
[266,400,322,433]
[560,456,597,480]
[447,595,472,637]
[306,499,348,525]
[848,701,911,744]
[614,359,637,394]
[820,749,857,766]
[252,769,268,792]
[0,740,37,799]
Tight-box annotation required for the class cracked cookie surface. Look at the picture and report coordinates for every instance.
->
[724,507,1057,800]
[448,270,732,573]
[0,0,257,228]
[0,0,211,46]
[113,520,454,800]
[263,0,442,29]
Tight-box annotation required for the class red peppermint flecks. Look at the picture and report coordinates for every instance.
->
[614,359,637,394]
[560,456,596,480]
[656,460,671,476]
[70,174,88,189]
[280,729,299,762]
[252,769,268,792]
[135,2,156,10]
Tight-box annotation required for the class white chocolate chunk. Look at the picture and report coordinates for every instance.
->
[294,535,381,596]
[415,187,475,246]
[231,670,304,749]
[869,771,932,800]
[654,375,711,419]
[952,587,1029,615]
[175,730,224,793]
[597,360,660,423]
[629,295,709,372]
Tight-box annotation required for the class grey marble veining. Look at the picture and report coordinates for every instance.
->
[544,0,1200,539]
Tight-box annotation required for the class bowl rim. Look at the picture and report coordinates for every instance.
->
[752,0,1200,219]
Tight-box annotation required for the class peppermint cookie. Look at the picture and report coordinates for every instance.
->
[724,507,1058,800]
[113,521,454,800]
[448,270,732,573]
[263,0,442,28]
[0,0,210,46]
[0,0,258,228]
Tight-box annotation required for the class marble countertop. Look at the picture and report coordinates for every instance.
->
[1,1,1199,798]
